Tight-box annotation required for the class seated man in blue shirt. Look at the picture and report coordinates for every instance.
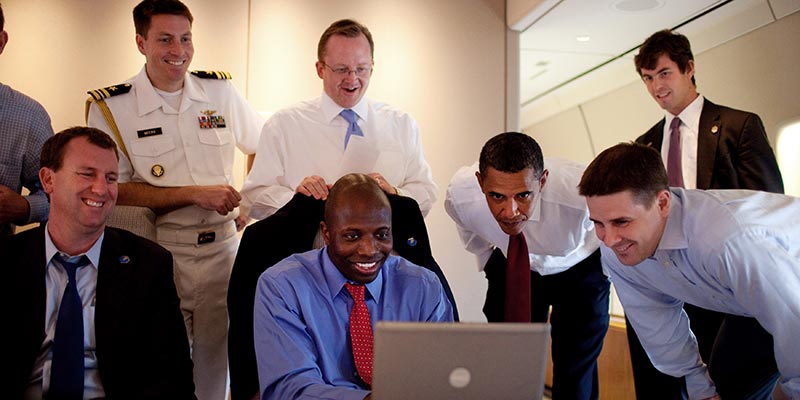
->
[253,173,453,399]
[578,142,799,400]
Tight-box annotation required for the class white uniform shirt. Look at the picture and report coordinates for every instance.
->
[87,67,264,230]
[445,158,600,276]
[240,93,437,219]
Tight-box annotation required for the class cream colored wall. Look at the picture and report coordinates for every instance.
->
[1,0,509,322]
[0,0,252,187]
[246,0,508,322]
[526,11,800,165]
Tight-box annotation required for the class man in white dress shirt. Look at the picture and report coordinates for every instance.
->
[86,1,265,398]
[241,18,437,219]
[445,132,609,399]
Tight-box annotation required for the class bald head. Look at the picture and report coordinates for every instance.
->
[322,173,393,284]
[325,173,391,223]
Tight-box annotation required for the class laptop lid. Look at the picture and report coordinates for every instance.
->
[373,322,551,400]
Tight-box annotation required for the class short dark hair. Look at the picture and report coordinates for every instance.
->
[317,19,374,62]
[635,29,696,86]
[324,173,390,225]
[578,142,668,206]
[133,0,193,37]
[478,132,544,178]
[41,127,119,171]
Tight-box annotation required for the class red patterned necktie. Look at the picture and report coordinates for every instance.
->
[667,117,685,187]
[505,233,531,322]
[345,283,374,386]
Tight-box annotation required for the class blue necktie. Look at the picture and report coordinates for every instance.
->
[48,254,89,399]
[340,109,364,150]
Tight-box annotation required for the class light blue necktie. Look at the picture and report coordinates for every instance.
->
[48,254,89,399]
[340,109,364,150]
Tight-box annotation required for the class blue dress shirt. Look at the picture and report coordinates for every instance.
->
[254,247,454,400]
[602,189,800,399]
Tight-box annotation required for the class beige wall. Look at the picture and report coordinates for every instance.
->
[1,0,509,322]
[525,11,800,165]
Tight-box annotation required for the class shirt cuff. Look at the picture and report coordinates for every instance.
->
[24,193,50,224]
[685,366,717,400]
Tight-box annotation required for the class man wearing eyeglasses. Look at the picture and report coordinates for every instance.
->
[240,19,437,220]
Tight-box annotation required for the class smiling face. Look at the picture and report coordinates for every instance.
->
[640,53,697,116]
[586,190,670,266]
[316,33,373,108]
[477,166,547,236]
[322,189,392,284]
[40,137,119,241]
[137,13,193,92]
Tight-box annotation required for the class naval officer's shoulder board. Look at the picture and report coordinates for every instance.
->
[191,70,232,80]
[84,83,133,160]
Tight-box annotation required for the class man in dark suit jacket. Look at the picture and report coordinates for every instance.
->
[2,127,195,399]
[228,192,458,400]
[629,29,783,399]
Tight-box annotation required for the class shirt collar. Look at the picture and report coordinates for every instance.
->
[44,223,104,271]
[320,92,369,124]
[134,65,209,116]
[664,94,704,134]
[656,188,689,251]
[320,246,383,302]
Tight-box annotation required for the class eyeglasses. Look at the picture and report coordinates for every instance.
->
[322,63,373,77]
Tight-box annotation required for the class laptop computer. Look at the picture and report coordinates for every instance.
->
[373,322,551,400]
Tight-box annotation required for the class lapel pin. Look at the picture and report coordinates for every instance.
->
[711,125,719,134]
[406,237,417,247]
[119,255,131,264]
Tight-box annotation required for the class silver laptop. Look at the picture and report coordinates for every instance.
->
[373,322,551,400]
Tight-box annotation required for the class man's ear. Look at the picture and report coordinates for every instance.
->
[315,61,325,80]
[0,31,9,55]
[39,167,55,195]
[475,171,484,191]
[656,189,671,218]
[135,34,146,56]
[320,221,330,245]
[538,169,549,192]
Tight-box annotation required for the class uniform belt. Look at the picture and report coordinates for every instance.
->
[156,221,237,245]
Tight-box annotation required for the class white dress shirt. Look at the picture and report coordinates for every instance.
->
[444,158,600,276]
[661,94,703,189]
[87,66,265,230]
[603,188,800,399]
[241,93,437,219]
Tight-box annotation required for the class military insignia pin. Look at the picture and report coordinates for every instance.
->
[407,237,417,247]
[119,255,131,264]
[199,109,226,129]
[151,164,165,177]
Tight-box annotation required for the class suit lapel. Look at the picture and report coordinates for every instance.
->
[697,100,721,189]
[641,119,666,151]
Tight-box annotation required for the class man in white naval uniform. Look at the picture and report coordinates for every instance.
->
[86,1,264,399]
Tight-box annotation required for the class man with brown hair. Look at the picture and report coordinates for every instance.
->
[3,127,194,399]
[630,29,784,398]
[86,1,265,398]
[578,142,797,400]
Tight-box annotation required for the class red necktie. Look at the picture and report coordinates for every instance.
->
[505,233,531,322]
[345,283,374,386]
[667,117,685,187]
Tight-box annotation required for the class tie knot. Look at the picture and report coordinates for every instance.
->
[340,109,358,123]
[55,254,89,278]
[345,282,366,300]
[670,117,681,131]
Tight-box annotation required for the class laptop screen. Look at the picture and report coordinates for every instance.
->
[373,322,551,399]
